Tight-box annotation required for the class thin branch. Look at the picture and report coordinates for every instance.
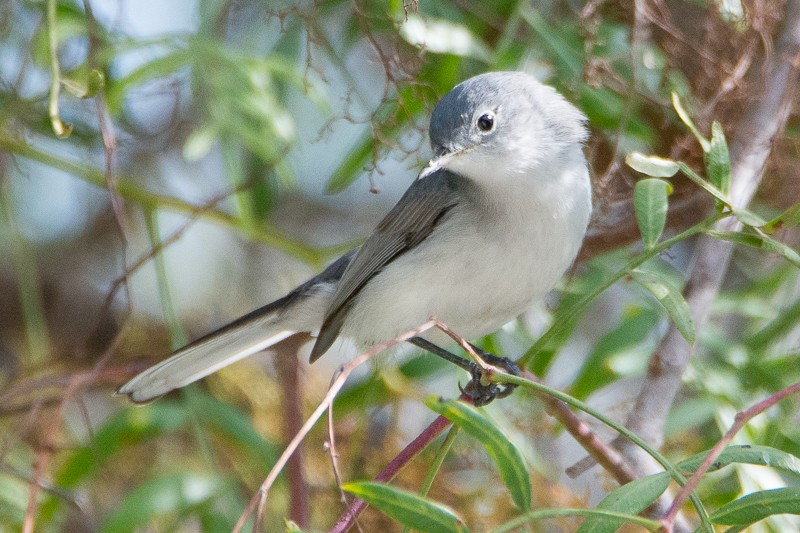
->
[0,134,330,265]
[326,384,364,533]
[274,334,311,528]
[622,0,800,461]
[232,320,437,533]
[329,414,453,533]
[660,381,800,532]
[83,0,128,238]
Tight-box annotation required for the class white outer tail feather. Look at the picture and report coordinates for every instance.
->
[117,275,341,403]
[117,323,297,402]
[117,326,296,402]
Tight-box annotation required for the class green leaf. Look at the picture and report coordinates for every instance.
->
[677,445,800,476]
[705,230,800,268]
[745,296,800,351]
[630,269,696,343]
[56,403,190,487]
[188,390,280,466]
[520,6,584,77]
[106,48,193,111]
[62,69,105,98]
[425,397,532,511]
[31,5,88,66]
[672,92,710,151]
[710,487,800,525]
[675,162,729,206]
[626,152,680,178]
[399,14,492,61]
[705,121,731,194]
[573,446,800,533]
[494,508,661,532]
[570,306,659,399]
[576,474,670,533]
[0,470,28,526]
[762,203,800,234]
[101,472,227,533]
[675,161,762,228]
[325,130,375,194]
[183,125,219,162]
[634,178,673,248]
[732,208,768,228]
[342,482,468,533]
[284,520,316,532]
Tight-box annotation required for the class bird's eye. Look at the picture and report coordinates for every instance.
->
[476,112,494,132]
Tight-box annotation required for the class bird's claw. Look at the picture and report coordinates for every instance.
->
[459,347,521,407]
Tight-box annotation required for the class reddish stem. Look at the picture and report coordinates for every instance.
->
[328,414,453,533]
[660,381,800,532]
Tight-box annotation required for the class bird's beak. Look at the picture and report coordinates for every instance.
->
[418,146,457,179]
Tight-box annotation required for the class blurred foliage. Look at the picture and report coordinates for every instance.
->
[0,0,799,532]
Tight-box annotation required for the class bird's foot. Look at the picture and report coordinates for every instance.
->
[460,345,520,407]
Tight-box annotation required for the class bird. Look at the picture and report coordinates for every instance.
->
[117,71,592,403]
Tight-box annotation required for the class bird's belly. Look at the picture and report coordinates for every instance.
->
[341,222,565,347]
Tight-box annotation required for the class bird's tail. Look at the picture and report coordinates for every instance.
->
[116,252,354,403]
[116,295,297,402]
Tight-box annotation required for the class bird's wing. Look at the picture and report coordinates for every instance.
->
[309,169,463,361]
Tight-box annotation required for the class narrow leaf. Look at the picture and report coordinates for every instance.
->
[576,473,670,533]
[325,131,375,194]
[400,14,491,60]
[710,487,800,525]
[626,152,679,178]
[106,49,192,111]
[342,482,467,533]
[633,178,672,248]
[183,125,219,162]
[62,69,105,99]
[101,472,226,533]
[677,445,800,476]
[762,203,800,234]
[425,397,532,511]
[732,208,768,228]
[569,307,658,400]
[630,269,696,343]
[705,121,731,194]
[676,162,730,206]
[57,404,189,487]
[495,508,661,533]
[705,230,800,268]
[672,92,710,151]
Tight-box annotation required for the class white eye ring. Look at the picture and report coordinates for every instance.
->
[476,112,495,132]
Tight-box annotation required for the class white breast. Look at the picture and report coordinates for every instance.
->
[342,148,591,348]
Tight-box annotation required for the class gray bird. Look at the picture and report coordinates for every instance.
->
[118,71,592,403]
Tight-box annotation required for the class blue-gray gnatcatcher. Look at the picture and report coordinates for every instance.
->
[118,71,592,403]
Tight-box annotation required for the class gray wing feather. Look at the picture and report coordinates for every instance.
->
[309,169,462,361]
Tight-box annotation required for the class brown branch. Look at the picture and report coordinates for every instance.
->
[622,0,800,461]
[274,334,311,528]
[566,3,799,526]
[232,320,437,533]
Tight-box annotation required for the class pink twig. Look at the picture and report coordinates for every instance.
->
[232,320,437,533]
[328,414,453,533]
[660,381,800,532]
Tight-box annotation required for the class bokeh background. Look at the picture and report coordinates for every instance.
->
[1,0,799,531]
